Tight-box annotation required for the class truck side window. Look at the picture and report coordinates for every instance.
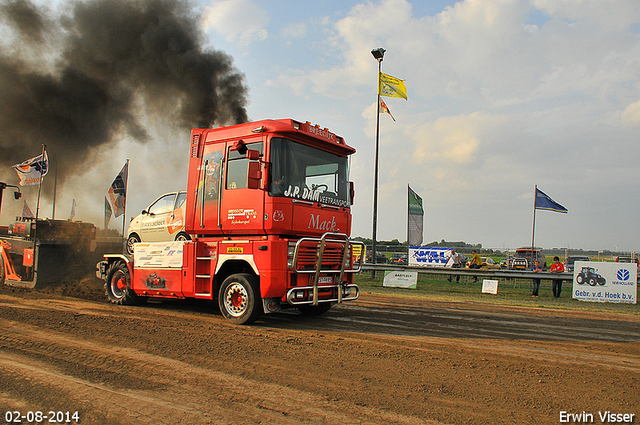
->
[226,142,263,190]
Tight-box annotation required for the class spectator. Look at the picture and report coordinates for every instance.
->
[531,260,543,297]
[550,256,565,298]
[446,249,462,283]
[468,250,482,283]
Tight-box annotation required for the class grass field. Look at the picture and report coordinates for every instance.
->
[354,272,640,315]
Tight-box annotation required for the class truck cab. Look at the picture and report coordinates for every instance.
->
[185,119,354,237]
[511,247,546,270]
[98,119,363,324]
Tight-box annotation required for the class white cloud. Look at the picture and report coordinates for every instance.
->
[230,0,640,250]
[532,0,640,31]
[621,99,640,126]
[280,22,307,40]
[202,0,269,46]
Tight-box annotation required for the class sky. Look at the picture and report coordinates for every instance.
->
[1,0,640,253]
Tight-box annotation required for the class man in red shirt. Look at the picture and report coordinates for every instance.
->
[550,256,565,298]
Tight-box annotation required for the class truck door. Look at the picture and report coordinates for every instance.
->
[192,143,225,233]
[219,142,265,235]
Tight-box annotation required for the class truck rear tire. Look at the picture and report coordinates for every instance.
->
[218,273,262,325]
[105,261,144,305]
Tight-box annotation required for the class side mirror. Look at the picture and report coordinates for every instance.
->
[14,191,21,200]
[349,181,355,205]
[247,161,262,190]
[246,149,260,161]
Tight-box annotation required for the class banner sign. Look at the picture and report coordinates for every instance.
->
[134,241,184,269]
[572,261,637,304]
[482,279,499,295]
[352,244,363,263]
[409,247,452,267]
[383,271,418,289]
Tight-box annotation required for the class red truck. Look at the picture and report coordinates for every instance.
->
[96,119,364,324]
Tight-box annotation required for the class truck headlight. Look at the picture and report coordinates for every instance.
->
[287,241,296,268]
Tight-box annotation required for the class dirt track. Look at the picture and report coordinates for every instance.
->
[0,279,639,425]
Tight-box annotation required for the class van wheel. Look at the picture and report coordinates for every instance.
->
[105,261,144,305]
[126,234,141,256]
[175,232,191,242]
[218,273,261,325]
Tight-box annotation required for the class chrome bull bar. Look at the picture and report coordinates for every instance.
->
[288,232,364,306]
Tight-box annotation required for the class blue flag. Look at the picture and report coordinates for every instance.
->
[535,188,567,213]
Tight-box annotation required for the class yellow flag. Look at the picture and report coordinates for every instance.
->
[379,72,407,100]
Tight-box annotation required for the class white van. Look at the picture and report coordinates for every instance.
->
[125,191,189,255]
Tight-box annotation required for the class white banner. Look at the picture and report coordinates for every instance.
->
[134,241,184,269]
[409,247,451,267]
[383,271,418,289]
[482,279,499,294]
[572,261,637,304]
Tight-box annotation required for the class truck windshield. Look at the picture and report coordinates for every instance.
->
[269,137,350,208]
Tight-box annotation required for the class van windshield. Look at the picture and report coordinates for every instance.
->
[269,137,350,208]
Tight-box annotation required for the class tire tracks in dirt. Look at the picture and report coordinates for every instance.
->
[0,313,444,425]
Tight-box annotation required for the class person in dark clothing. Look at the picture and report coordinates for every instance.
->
[531,260,543,297]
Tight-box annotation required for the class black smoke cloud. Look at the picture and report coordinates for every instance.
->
[0,0,248,185]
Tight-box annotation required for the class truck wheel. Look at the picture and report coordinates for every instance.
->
[126,234,141,256]
[218,273,262,325]
[105,261,143,305]
[298,303,333,316]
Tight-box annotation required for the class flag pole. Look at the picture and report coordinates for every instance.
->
[33,144,46,283]
[121,158,130,253]
[371,48,384,278]
[531,184,537,260]
[407,184,410,258]
[35,144,46,220]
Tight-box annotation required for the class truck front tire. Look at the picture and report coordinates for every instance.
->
[218,273,262,325]
[105,261,144,305]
